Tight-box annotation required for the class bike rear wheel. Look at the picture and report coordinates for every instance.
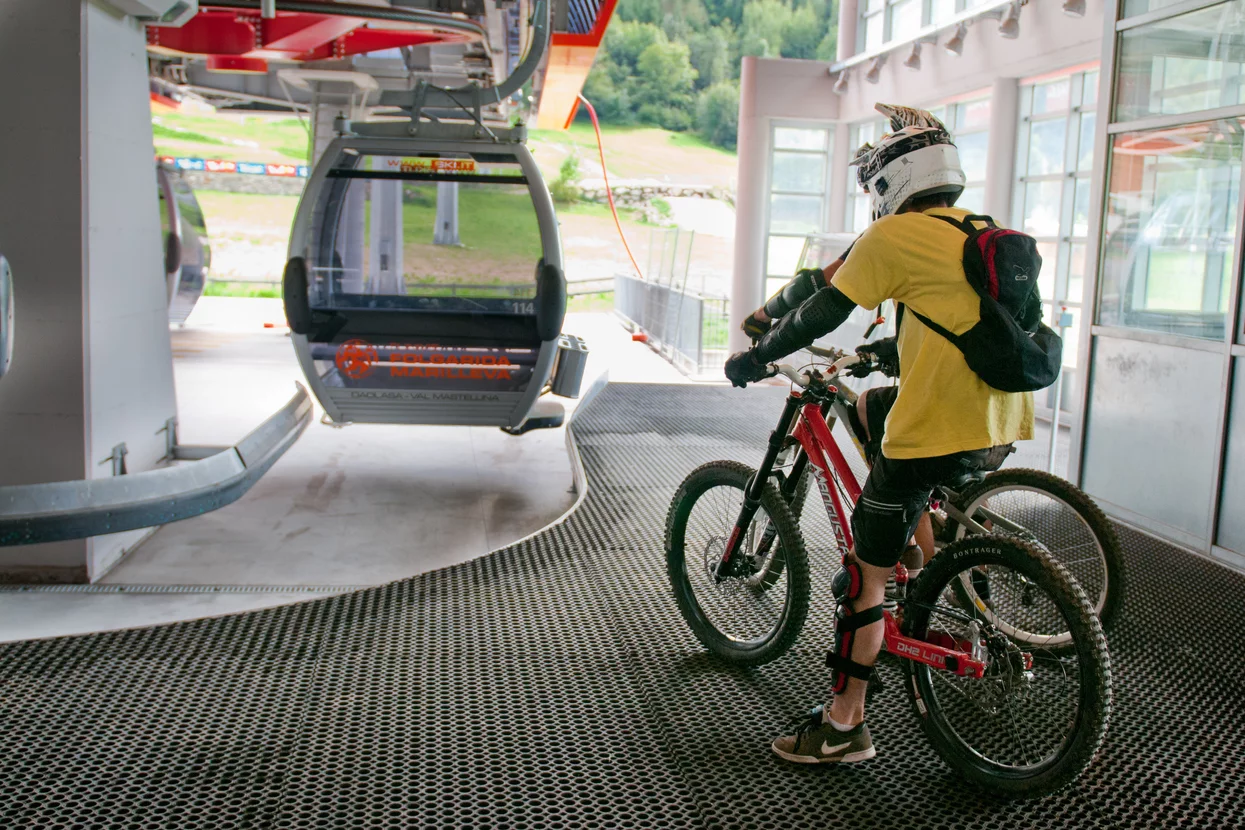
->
[665,460,810,666]
[945,468,1124,639]
[902,536,1112,797]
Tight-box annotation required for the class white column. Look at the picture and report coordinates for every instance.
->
[729,58,770,356]
[827,122,852,232]
[368,180,404,295]
[982,77,1020,225]
[837,0,859,62]
[434,182,460,246]
[0,0,178,580]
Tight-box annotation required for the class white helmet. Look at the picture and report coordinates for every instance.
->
[851,103,966,221]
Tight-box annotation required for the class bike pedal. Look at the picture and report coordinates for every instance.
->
[865,670,886,703]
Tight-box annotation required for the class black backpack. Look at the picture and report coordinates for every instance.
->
[898,214,1062,393]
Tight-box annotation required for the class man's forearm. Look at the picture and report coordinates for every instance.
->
[758,259,846,323]
[753,284,857,364]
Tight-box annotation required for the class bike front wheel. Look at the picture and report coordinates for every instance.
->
[665,460,810,666]
[902,535,1112,797]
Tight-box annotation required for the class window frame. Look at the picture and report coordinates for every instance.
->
[1014,68,1100,374]
[764,122,835,287]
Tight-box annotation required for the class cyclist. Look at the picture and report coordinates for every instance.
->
[724,104,1034,765]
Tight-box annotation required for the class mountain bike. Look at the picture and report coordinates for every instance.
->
[665,352,1112,795]
[780,345,1123,642]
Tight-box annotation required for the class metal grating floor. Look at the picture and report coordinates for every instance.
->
[3,383,1244,829]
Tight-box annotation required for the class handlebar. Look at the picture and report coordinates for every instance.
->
[768,350,872,390]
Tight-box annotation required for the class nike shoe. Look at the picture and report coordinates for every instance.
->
[771,706,876,765]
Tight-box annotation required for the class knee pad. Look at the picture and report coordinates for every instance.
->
[831,557,862,603]
[828,557,884,694]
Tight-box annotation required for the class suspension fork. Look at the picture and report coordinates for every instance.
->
[718,394,803,571]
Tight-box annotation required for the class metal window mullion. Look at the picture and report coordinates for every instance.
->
[1070,0,1123,488]
[771,189,830,197]
[1089,323,1227,351]
[1206,135,1245,551]
[1109,104,1245,136]
[1115,0,1232,31]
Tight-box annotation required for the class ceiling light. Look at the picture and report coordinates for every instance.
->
[945,22,967,55]
[833,70,850,95]
[904,43,922,70]
[865,56,886,84]
[1063,0,1086,15]
[999,2,1022,38]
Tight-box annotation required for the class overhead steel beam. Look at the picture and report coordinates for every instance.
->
[377,0,549,118]
[0,385,313,547]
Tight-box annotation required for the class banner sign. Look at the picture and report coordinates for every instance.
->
[157,156,310,178]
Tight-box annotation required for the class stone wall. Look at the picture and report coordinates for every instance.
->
[183,170,307,197]
[577,180,734,208]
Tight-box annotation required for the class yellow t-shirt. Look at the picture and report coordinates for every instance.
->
[830,207,1035,460]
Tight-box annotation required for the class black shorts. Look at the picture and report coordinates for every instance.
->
[849,387,1012,568]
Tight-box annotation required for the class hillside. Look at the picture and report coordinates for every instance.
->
[151,108,737,190]
[153,106,736,297]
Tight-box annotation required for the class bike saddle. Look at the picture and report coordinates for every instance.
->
[940,470,989,493]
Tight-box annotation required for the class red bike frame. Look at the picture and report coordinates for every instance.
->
[790,396,988,680]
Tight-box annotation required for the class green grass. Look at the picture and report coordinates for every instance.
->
[401,185,544,262]
[204,281,281,299]
[152,110,309,163]
[560,200,645,222]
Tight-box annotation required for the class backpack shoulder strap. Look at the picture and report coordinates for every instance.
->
[931,214,972,234]
[906,305,959,344]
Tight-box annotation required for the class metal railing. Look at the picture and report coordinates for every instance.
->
[614,274,729,377]
[0,384,312,547]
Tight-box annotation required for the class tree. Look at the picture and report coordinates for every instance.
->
[696,81,740,149]
[582,54,635,124]
[605,20,666,73]
[738,0,792,58]
[687,28,731,90]
[634,39,698,130]
[781,4,822,59]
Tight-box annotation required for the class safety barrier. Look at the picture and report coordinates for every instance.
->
[0,384,312,546]
[614,273,728,377]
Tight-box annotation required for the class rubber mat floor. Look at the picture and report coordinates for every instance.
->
[2,383,1243,829]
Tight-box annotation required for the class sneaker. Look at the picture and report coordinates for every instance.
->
[771,706,876,765]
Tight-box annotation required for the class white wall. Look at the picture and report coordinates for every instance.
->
[730,57,842,353]
[83,0,178,578]
[0,0,177,581]
[0,0,91,579]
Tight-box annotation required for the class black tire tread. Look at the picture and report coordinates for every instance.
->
[902,535,1112,797]
[665,460,811,666]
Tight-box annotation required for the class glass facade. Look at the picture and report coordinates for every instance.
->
[1014,69,1100,373]
[765,126,833,288]
[1080,0,1245,563]
[1097,119,1239,341]
[1115,0,1245,122]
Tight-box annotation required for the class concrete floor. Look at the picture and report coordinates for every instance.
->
[0,301,690,642]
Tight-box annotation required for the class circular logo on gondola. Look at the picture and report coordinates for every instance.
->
[335,339,377,380]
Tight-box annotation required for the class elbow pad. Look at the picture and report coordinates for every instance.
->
[754,284,857,364]
[763,268,827,320]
